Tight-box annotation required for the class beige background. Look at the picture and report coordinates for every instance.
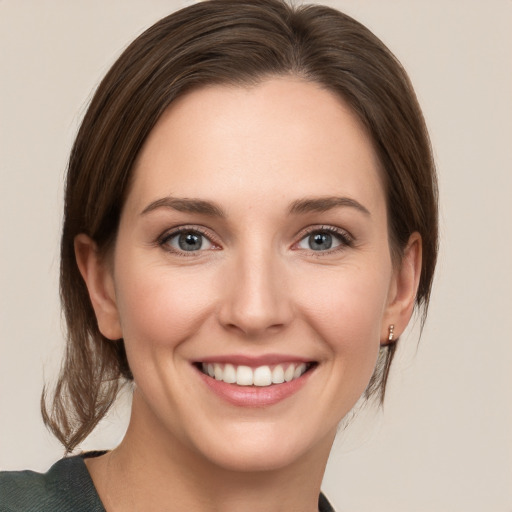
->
[1,1,511,510]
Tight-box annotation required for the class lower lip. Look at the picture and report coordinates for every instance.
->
[195,366,314,407]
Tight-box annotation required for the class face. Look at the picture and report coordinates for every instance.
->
[83,77,413,473]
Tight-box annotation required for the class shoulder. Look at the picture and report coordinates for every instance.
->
[0,455,105,512]
[0,466,47,512]
[319,492,337,512]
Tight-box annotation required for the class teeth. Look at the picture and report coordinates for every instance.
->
[200,362,309,386]
[272,365,285,384]
[236,365,253,386]
[253,366,272,386]
[223,363,236,384]
[293,363,306,379]
[284,364,295,382]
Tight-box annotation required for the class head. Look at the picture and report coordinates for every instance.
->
[43,0,437,454]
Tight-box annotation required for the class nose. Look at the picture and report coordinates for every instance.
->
[217,247,293,338]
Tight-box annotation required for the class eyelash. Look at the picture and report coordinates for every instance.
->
[157,226,220,257]
[296,225,354,254]
[157,225,354,256]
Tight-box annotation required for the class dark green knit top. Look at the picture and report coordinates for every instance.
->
[0,453,335,511]
[0,453,105,512]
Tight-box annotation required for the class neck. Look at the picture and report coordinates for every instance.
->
[89,390,334,512]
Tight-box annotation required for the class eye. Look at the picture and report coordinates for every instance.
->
[296,227,352,252]
[161,229,214,253]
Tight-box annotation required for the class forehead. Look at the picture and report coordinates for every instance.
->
[128,77,385,215]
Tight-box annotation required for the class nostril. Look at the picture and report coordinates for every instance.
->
[216,272,293,335]
[222,321,287,338]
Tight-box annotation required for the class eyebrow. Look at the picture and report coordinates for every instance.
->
[141,197,226,217]
[140,195,370,218]
[288,196,371,216]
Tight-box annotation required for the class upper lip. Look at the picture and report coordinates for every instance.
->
[194,354,315,367]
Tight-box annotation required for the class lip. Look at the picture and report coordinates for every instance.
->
[197,354,312,367]
[193,356,317,407]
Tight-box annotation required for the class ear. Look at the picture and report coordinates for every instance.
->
[381,232,422,344]
[74,234,123,340]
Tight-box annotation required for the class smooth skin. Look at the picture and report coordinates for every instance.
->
[76,77,421,512]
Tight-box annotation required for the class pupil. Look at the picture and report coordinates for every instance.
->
[310,233,332,250]
[179,233,202,251]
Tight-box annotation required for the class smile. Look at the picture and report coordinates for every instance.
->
[199,362,314,387]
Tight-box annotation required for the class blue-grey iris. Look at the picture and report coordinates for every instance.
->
[178,233,203,251]
[309,233,332,251]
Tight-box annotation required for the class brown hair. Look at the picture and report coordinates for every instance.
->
[42,0,438,452]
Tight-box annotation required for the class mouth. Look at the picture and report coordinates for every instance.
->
[195,361,317,387]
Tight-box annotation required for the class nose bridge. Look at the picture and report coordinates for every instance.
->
[218,242,291,336]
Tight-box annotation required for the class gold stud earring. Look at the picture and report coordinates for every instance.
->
[388,324,395,342]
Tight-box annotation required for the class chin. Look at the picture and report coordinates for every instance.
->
[187,419,336,474]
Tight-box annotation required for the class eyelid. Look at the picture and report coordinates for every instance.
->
[155,223,354,256]
[157,225,221,255]
[293,225,354,252]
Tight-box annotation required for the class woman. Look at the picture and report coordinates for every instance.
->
[0,0,437,510]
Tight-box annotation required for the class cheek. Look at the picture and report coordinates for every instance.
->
[114,263,215,349]
[294,264,390,359]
